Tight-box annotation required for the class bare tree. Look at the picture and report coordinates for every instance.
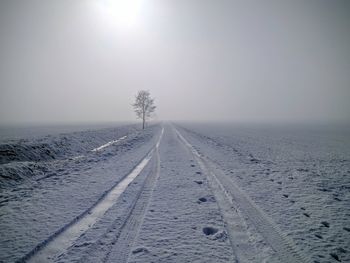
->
[132,90,156,129]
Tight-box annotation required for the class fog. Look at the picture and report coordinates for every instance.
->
[1,0,349,125]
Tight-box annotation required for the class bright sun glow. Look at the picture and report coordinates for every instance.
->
[97,0,144,29]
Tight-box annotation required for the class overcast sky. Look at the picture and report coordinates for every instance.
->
[0,0,349,125]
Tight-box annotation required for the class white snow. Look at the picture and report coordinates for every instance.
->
[28,137,158,262]
[175,123,350,263]
[0,122,348,263]
[0,124,161,262]
[91,135,127,152]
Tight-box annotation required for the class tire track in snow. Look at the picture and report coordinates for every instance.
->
[75,130,162,263]
[175,127,311,263]
[21,128,164,263]
[175,128,263,262]
[105,144,161,263]
[112,129,163,263]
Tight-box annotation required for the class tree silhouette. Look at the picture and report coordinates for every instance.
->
[132,90,156,129]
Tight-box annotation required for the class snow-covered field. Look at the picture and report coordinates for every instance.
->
[0,122,349,262]
[175,123,350,263]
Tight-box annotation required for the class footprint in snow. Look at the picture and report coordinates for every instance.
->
[197,197,207,203]
[203,226,218,236]
[314,234,323,239]
[132,247,149,254]
[321,221,330,228]
[330,253,341,262]
[303,212,310,218]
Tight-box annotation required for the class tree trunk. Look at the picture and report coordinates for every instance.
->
[142,112,145,129]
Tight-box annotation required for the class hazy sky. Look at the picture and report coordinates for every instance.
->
[1,0,349,124]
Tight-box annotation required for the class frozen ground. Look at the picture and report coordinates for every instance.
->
[175,123,350,263]
[0,123,160,262]
[0,122,349,262]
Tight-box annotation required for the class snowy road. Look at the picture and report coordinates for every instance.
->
[175,127,310,263]
[26,130,161,262]
[0,123,348,262]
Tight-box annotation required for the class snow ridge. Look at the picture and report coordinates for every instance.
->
[91,136,127,152]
